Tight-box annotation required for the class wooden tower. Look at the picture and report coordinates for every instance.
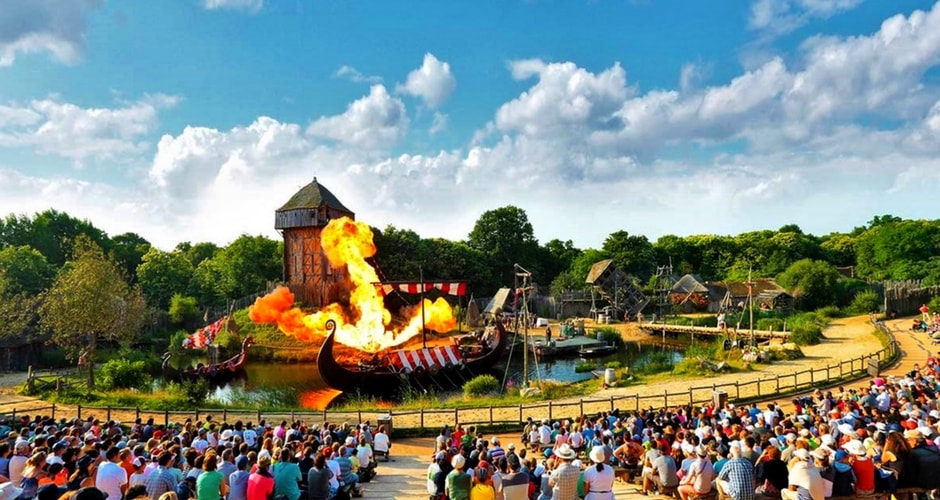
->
[275,177,355,307]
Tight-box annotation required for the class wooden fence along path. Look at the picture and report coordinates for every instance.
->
[2,322,898,435]
[636,323,789,341]
[22,367,87,395]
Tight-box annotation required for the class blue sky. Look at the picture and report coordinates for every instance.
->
[2,0,940,250]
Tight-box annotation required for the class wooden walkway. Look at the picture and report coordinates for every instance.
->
[637,323,789,340]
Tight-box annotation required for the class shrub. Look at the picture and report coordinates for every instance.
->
[791,324,824,345]
[604,361,622,369]
[928,296,940,314]
[98,359,152,391]
[593,327,624,347]
[574,362,595,373]
[168,294,200,325]
[689,316,718,328]
[814,305,842,319]
[635,351,675,375]
[847,289,880,314]
[756,318,785,332]
[463,374,500,397]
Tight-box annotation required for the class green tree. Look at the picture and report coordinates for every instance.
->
[416,238,497,294]
[819,233,856,267]
[372,225,423,280]
[177,241,220,267]
[776,259,842,311]
[569,249,611,284]
[213,235,282,299]
[653,235,696,275]
[169,294,200,326]
[550,270,586,297]
[602,230,656,280]
[0,245,55,295]
[40,237,146,389]
[109,232,151,282]
[136,248,195,310]
[541,239,582,286]
[0,274,40,340]
[1,209,108,267]
[189,259,226,307]
[467,206,540,285]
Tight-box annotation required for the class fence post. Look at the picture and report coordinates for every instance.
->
[455,408,459,426]
[610,396,614,412]
[663,390,668,408]
[52,404,56,420]
[811,369,814,386]
[259,409,264,422]
[420,409,424,429]
[735,383,740,400]
[77,405,82,420]
[164,409,169,427]
[689,386,693,405]
[107,406,111,422]
[489,406,494,426]
[548,401,553,421]
[11,408,15,421]
[223,409,228,422]
[357,410,361,424]
[757,379,761,397]
[518,405,522,423]
[195,409,200,422]
[136,407,140,421]
[579,399,584,416]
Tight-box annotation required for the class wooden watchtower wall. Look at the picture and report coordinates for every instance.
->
[882,280,940,316]
[275,178,355,307]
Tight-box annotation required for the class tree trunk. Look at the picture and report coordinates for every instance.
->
[87,337,96,390]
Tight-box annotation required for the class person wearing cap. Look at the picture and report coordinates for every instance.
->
[426,451,447,500]
[129,456,150,488]
[488,437,505,463]
[905,429,940,490]
[842,440,874,494]
[548,443,579,499]
[8,439,29,485]
[446,454,472,500]
[582,445,615,500]
[782,449,824,500]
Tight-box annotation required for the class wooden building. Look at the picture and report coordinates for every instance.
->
[275,177,355,307]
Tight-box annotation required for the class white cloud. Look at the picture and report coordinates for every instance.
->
[0,94,179,162]
[429,112,448,135]
[749,0,863,36]
[333,65,383,84]
[202,0,263,13]
[307,85,408,150]
[0,0,100,66]
[397,53,457,109]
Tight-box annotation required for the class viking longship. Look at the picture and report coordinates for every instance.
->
[162,315,254,383]
[317,319,507,394]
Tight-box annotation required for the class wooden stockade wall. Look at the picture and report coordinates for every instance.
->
[2,324,899,436]
[883,280,940,316]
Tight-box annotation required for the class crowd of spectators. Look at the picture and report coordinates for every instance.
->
[426,355,940,500]
[0,415,391,500]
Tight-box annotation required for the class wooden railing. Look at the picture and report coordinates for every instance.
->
[1,321,900,435]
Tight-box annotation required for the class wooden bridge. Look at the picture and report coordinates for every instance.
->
[637,323,790,341]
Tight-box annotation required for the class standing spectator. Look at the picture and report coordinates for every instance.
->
[272,448,301,500]
[548,444,579,500]
[195,453,225,500]
[246,454,274,500]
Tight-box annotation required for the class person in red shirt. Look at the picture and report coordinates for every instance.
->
[247,454,274,500]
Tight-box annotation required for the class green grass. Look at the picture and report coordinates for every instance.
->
[871,327,891,348]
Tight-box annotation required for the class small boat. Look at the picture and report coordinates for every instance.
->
[163,336,254,383]
[578,344,619,358]
[317,319,508,394]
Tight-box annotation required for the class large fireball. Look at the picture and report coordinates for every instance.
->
[249,217,457,352]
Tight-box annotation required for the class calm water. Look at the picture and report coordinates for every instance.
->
[171,341,683,409]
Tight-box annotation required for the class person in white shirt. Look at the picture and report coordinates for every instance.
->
[95,447,128,500]
[8,441,29,485]
[355,438,372,469]
[372,426,390,460]
[192,430,210,455]
[242,426,258,450]
[129,456,149,487]
[538,420,552,446]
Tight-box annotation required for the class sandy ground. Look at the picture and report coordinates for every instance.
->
[0,315,932,499]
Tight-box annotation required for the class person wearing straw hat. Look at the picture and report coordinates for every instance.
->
[583,445,615,500]
[548,443,579,500]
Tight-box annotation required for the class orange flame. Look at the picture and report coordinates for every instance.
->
[249,217,457,352]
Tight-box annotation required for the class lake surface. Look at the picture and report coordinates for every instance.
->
[177,341,683,409]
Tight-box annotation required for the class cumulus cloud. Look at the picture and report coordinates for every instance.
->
[307,85,408,150]
[749,0,863,37]
[0,94,179,162]
[333,65,383,84]
[202,0,263,13]
[429,112,448,135]
[0,0,100,66]
[397,53,457,108]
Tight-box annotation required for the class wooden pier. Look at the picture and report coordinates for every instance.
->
[637,323,789,340]
[526,335,610,357]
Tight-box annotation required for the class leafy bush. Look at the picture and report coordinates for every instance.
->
[593,327,624,347]
[463,374,500,397]
[574,362,595,373]
[169,294,200,325]
[815,305,842,319]
[635,351,676,375]
[791,324,824,345]
[847,289,880,314]
[98,359,152,391]
[756,318,785,332]
[928,296,940,314]
[604,361,622,369]
[167,379,210,406]
[688,316,718,327]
